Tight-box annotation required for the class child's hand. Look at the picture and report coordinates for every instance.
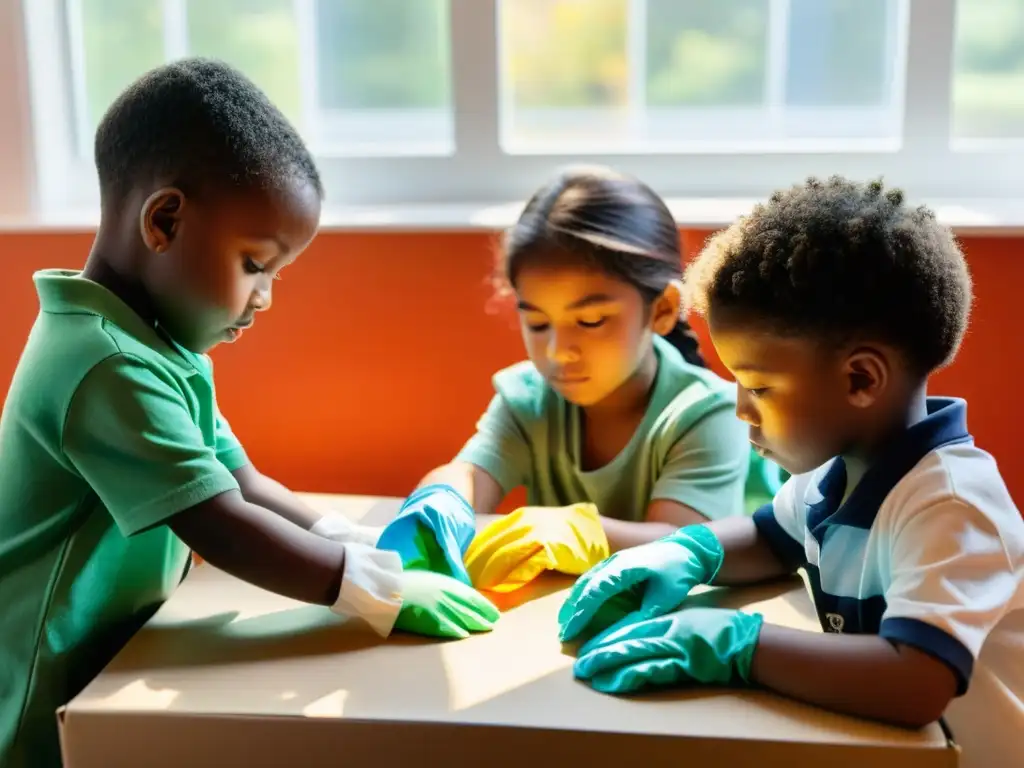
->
[393,570,500,639]
[557,524,724,642]
[573,607,763,694]
[464,503,610,593]
[376,484,476,584]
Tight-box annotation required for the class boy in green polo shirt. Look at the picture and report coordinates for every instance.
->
[0,59,497,768]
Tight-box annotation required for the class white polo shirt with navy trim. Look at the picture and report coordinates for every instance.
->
[753,397,1024,768]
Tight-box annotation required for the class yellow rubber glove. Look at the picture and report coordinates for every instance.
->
[465,503,610,593]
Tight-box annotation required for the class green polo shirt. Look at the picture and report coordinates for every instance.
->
[0,270,249,768]
[457,335,752,521]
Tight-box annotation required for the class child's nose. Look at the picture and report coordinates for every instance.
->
[547,332,579,364]
[735,390,759,426]
[253,283,273,312]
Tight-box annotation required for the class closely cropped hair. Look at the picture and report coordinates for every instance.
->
[94,57,322,205]
[684,176,972,375]
[497,165,705,367]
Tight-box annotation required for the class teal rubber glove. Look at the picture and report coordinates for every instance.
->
[558,524,724,642]
[573,608,764,694]
[377,484,475,585]
[393,570,500,639]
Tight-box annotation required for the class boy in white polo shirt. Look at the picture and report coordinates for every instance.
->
[558,177,1023,768]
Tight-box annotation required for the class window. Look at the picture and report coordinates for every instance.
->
[952,0,1024,141]
[11,0,1024,216]
[70,0,452,158]
[501,0,904,151]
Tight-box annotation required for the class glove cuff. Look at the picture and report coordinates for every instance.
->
[665,523,725,583]
[566,503,610,563]
[732,611,765,683]
[332,543,403,637]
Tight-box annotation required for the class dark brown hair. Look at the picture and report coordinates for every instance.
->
[498,165,705,367]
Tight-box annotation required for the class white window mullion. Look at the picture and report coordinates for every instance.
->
[449,0,501,198]
[898,0,955,185]
[292,0,321,144]
[162,0,190,61]
[64,0,93,160]
[22,0,81,212]
[626,0,648,141]
[765,0,791,137]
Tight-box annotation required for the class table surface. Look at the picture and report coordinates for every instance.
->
[68,494,951,751]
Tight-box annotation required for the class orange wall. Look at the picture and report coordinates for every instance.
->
[1,229,1021,506]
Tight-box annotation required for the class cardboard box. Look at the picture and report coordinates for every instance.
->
[60,495,958,767]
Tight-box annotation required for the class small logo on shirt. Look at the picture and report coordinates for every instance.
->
[825,613,845,633]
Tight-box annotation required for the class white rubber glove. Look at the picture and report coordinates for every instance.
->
[331,542,403,637]
[310,514,384,548]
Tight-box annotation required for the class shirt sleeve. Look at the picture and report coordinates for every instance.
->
[649,406,748,520]
[879,498,1019,695]
[213,405,249,471]
[202,353,249,471]
[454,393,532,494]
[62,354,241,537]
[752,473,810,571]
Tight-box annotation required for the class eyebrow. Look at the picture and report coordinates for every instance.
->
[516,293,619,312]
[246,236,290,254]
[731,363,778,374]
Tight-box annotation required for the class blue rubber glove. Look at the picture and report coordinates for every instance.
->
[376,484,475,585]
[573,608,764,694]
[558,524,724,642]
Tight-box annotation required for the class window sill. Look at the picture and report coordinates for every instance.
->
[2,198,1024,236]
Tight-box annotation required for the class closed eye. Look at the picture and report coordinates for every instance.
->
[747,387,769,397]
[578,317,607,329]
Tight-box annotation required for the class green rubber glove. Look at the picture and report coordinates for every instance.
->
[573,608,764,694]
[393,570,500,639]
[558,525,724,642]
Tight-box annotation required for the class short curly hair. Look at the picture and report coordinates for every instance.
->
[684,176,972,375]
[95,57,322,205]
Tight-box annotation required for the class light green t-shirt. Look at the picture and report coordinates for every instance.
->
[0,270,249,768]
[457,335,750,521]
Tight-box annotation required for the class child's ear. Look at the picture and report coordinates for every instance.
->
[651,280,683,335]
[139,188,186,253]
[843,347,889,408]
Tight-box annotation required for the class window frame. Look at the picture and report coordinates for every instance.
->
[7,0,1024,216]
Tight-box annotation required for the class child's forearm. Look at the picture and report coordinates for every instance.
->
[601,517,681,551]
[750,624,957,729]
[705,516,793,585]
[232,465,322,530]
[170,491,346,606]
[600,499,713,551]
[416,462,504,515]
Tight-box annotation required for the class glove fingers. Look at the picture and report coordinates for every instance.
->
[587,657,690,695]
[395,603,470,640]
[574,634,679,680]
[439,595,497,633]
[436,596,495,634]
[455,587,501,624]
[464,516,529,571]
[578,612,670,655]
[439,580,501,625]
[558,565,646,642]
[427,606,471,639]
[468,537,547,592]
